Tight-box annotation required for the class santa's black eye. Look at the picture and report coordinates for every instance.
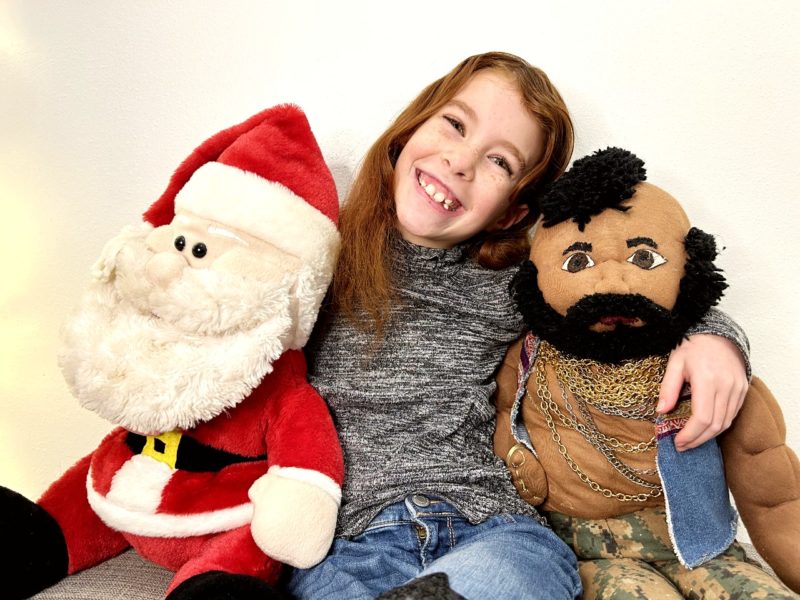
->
[561,252,595,273]
[627,248,667,270]
[174,236,186,251]
[192,243,208,259]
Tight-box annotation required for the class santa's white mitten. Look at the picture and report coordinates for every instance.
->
[248,468,340,568]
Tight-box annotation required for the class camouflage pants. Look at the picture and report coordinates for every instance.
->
[548,508,796,599]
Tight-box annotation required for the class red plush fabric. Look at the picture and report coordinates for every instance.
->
[143,104,338,228]
[38,454,129,573]
[36,349,342,588]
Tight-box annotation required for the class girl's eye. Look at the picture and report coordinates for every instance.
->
[489,155,513,175]
[627,248,667,270]
[443,116,465,135]
[561,252,595,273]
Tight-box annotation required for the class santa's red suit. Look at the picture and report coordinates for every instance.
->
[39,349,342,591]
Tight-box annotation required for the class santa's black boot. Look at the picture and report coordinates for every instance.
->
[0,486,69,599]
[377,573,466,600]
[166,571,292,600]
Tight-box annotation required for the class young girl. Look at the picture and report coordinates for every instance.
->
[288,52,750,600]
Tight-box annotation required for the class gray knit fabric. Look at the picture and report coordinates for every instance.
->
[31,551,171,599]
[308,237,751,539]
[307,238,543,537]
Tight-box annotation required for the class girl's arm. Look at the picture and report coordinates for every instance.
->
[657,308,750,451]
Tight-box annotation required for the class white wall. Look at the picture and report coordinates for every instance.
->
[2,1,798,542]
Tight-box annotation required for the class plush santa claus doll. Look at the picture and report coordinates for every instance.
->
[1,104,344,600]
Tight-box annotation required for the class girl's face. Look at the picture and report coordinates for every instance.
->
[393,70,543,249]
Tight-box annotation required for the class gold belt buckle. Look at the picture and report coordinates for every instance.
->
[141,430,182,469]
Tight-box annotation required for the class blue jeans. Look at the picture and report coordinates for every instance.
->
[287,494,581,599]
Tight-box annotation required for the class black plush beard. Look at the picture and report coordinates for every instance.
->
[511,261,707,363]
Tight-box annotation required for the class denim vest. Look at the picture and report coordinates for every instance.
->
[508,332,738,568]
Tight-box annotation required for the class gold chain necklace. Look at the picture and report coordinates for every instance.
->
[531,341,665,502]
[539,341,667,419]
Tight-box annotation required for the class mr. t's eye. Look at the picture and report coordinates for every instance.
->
[561,252,595,273]
[627,248,667,270]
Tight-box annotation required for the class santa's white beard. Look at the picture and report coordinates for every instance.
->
[59,235,295,435]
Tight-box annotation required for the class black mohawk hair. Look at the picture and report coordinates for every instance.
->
[539,147,647,231]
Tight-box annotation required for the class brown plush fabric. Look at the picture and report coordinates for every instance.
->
[494,339,663,519]
[494,338,549,506]
[539,365,656,517]
[720,377,800,593]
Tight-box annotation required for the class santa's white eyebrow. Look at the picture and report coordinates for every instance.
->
[626,237,658,248]
[207,225,248,245]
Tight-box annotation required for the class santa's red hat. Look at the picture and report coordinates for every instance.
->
[143,105,340,347]
[144,104,338,261]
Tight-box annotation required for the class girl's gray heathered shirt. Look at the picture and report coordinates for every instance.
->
[307,237,539,537]
[306,237,750,538]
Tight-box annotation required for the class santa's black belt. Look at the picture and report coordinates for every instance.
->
[126,431,266,472]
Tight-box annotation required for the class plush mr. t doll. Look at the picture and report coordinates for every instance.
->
[494,148,799,596]
[0,105,344,600]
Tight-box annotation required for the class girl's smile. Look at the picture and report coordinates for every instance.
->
[416,169,462,212]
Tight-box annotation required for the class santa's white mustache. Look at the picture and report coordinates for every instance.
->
[114,238,297,336]
[58,232,296,434]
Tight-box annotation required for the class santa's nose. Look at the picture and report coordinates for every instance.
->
[145,252,188,288]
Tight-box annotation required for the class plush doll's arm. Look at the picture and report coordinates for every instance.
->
[660,308,751,450]
[719,377,800,594]
[248,350,343,568]
[493,338,548,506]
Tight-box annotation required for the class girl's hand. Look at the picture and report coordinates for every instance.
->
[657,334,748,451]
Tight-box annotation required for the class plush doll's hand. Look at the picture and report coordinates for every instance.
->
[502,444,548,506]
[248,470,339,569]
[657,334,748,451]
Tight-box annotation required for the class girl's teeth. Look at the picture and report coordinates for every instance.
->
[419,174,457,211]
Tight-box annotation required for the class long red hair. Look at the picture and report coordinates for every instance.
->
[332,52,573,337]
